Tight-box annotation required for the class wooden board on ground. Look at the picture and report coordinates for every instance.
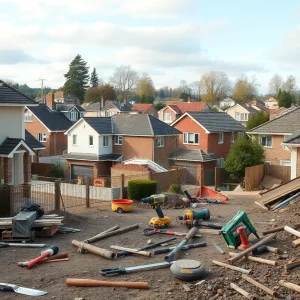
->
[1,230,35,242]
[35,226,58,237]
[257,176,300,208]
[260,175,282,190]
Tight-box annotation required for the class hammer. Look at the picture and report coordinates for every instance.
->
[26,245,59,269]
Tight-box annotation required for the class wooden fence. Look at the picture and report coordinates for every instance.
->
[32,162,54,177]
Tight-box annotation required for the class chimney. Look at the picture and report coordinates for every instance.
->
[46,92,55,110]
[187,96,191,103]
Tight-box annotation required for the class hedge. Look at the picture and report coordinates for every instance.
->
[128,179,157,201]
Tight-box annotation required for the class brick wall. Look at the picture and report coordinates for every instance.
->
[49,132,68,156]
[154,136,178,169]
[207,132,233,159]
[46,92,55,110]
[4,157,12,184]
[23,153,31,183]
[264,135,290,165]
[32,162,54,177]
[152,168,183,192]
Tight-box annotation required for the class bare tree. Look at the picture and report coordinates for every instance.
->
[190,80,201,100]
[269,74,283,95]
[283,75,297,94]
[180,80,191,94]
[200,71,230,104]
[232,74,258,102]
[136,74,155,103]
[110,65,138,100]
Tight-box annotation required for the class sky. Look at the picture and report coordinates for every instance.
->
[0,0,300,94]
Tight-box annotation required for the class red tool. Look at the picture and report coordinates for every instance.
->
[26,245,59,269]
[143,228,201,238]
[237,227,252,250]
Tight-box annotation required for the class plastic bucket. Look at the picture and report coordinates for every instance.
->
[111,199,133,213]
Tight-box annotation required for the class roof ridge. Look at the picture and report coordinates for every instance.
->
[0,80,36,103]
[147,114,154,136]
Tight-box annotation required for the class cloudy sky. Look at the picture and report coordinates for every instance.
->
[0,0,299,93]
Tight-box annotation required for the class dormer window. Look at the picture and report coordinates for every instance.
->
[70,111,77,121]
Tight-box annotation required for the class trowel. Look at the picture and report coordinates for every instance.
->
[0,283,47,296]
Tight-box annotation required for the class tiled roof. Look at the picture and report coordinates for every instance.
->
[282,130,300,145]
[175,102,210,114]
[0,138,22,155]
[238,103,260,114]
[247,107,300,134]
[104,100,132,112]
[168,104,181,114]
[64,152,122,161]
[0,80,37,105]
[28,104,73,131]
[132,103,154,114]
[25,130,45,150]
[84,117,113,134]
[188,112,246,133]
[56,104,85,112]
[169,149,218,162]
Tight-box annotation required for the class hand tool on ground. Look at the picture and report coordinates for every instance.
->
[176,209,210,224]
[0,242,47,248]
[72,240,115,259]
[153,242,207,255]
[228,233,276,265]
[252,245,281,255]
[26,245,59,269]
[284,260,300,271]
[41,258,69,263]
[115,237,177,257]
[164,227,199,262]
[110,246,152,257]
[18,252,68,267]
[143,228,201,238]
[84,225,120,243]
[230,283,256,300]
[100,261,172,276]
[228,252,277,266]
[214,244,225,254]
[242,274,276,297]
[221,211,259,248]
[212,260,251,274]
[279,280,300,293]
[58,226,81,233]
[183,220,223,229]
[141,194,172,227]
[0,283,47,296]
[66,278,149,289]
[170,259,206,281]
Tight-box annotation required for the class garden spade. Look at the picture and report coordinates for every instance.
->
[0,283,47,296]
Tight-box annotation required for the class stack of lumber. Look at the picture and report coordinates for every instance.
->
[0,214,64,230]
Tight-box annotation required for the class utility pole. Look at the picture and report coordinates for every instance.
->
[38,78,46,102]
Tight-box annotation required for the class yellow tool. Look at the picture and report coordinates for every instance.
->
[141,194,172,228]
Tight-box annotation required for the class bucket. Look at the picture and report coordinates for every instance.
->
[111,199,133,213]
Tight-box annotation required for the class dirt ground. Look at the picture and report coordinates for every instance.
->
[1,195,300,300]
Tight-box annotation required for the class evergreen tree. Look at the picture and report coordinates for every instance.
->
[278,90,293,108]
[90,67,99,87]
[246,111,269,130]
[63,54,89,102]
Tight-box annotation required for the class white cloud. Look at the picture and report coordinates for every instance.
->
[45,43,73,61]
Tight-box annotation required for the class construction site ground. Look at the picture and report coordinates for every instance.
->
[1,194,300,300]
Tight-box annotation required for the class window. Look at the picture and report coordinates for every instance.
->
[217,158,224,168]
[260,135,272,147]
[163,113,172,122]
[108,111,116,117]
[231,132,235,143]
[218,132,224,144]
[103,136,109,147]
[89,135,94,147]
[70,111,77,121]
[235,112,240,121]
[238,132,244,138]
[183,133,199,145]
[38,133,47,142]
[114,135,123,145]
[24,112,32,122]
[72,134,77,145]
[157,137,164,147]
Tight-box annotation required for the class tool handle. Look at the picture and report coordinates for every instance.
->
[100,267,126,276]
[0,284,14,292]
[198,222,223,230]
[186,242,207,249]
[66,278,149,289]
[184,227,199,241]
[27,252,50,269]
[0,243,9,248]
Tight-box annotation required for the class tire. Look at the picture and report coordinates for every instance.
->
[117,207,123,214]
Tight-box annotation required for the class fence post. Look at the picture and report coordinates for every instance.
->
[120,173,124,199]
[54,180,61,210]
[85,177,90,208]
[9,185,14,216]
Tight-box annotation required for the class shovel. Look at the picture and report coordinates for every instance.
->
[0,283,47,296]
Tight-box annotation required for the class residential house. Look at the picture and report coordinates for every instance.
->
[170,112,245,184]
[247,107,300,166]
[219,97,235,108]
[226,103,260,126]
[25,93,73,157]
[269,105,298,120]
[158,101,211,124]
[132,103,158,117]
[248,98,270,114]
[0,80,37,185]
[63,114,180,180]
[53,91,80,105]
[25,130,46,162]
[264,97,279,109]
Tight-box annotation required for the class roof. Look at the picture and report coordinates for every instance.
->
[0,80,37,106]
[56,104,85,112]
[132,103,155,114]
[270,105,298,119]
[104,100,132,112]
[168,104,181,114]
[239,103,260,114]
[64,152,122,161]
[84,117,113,134]
[84,102,101,112]
[265,97,278,103]
[282,131,300,145]
[180,112,246,133]
[123,158,168,172]
[169,149,218,162]
[25,130,45,150]
[247,107,300,134]
[0,137,35,157]
[220,97,235,103]
[28,104,73,131]
[112,114,181,136]
[175,101,210,114]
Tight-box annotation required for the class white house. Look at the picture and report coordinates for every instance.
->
[226,103,260,126]
[219,97,236,108]
[264,97,279,109]
[0,81,37,185]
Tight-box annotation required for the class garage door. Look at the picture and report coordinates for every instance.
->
[71,165,94,180]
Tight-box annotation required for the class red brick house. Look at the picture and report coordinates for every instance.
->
[25,93,73,157]
[63,114,180,180]
[158,100,211,124]
[170,112,245,185]
[132,103,158,117]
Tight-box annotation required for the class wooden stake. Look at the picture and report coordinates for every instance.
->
[279,280,300,293]
[285,260,300,271]
[292,238,300,248]
[262,226,284,235]
[284,226,300,238]
[212,260,250,274]
[198,229,220,235]
[84,225,120,243]
[110,246,152,257]
[42,258,70,263]
[228,252,277,266]
[242,274,276,296]
[228,233,276,265]
[230,283,256,299]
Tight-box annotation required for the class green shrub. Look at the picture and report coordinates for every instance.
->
[48,163,65,178]
[128,179,157,201]
[168,184,184,194]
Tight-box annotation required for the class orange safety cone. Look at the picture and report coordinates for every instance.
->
[237,227,252,250]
